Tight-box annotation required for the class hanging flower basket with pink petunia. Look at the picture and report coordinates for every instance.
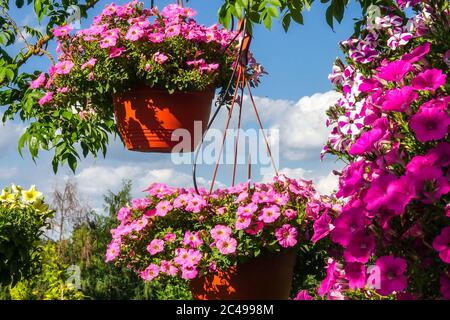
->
[27,2,264,162]
[105,175,337,300]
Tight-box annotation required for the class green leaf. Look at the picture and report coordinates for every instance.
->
[18,132,28,157]
[270,0,282,6]
[15,0,24,8]
[67,154,77,172]
[326,4,334,29]
[282,13,291,32]
[267,6,279,18]
[291,10,304,24]
[263,13,272,29]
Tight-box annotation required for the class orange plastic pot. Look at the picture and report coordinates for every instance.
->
[190,250,297,300]
[113,86,214,152]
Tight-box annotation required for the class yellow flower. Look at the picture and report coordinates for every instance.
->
[0,189,15,202]
[21,185,43,203]
[32,199,49,213]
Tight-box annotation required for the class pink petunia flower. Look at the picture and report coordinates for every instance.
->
[155,200,173,216]
[375,255,407,296]
[210,225,232,241]
[181,265,198,280]
[99,36,117,48]
[105,241,120,262]
[140,264,160,281]
[237,203,258,217]
[185,195,206,213]
[174,248,202,267]
[409,106,450,142]
[283,209,298,220]
[401,42,431,63]
[117,207,131,222]
[216,237,237,255]
[125,25,144,41]
[38,91,54,105]
[183,231,203,248]
[55,60,74,75]
[148,33,165,43]
[147,239,164,255]
[109,47,125,58]
[52,25,72,37]
[153,52,169,64]
[164,232,176,243]
[30,73,46,89]
[258,205,281,224]
[293,290,314,300]
[432,227,450,264]
[275,224,298,248]
[411,68,447,91]
[81,58,96,70]
[160,260,178,276]
[235,215,252,230]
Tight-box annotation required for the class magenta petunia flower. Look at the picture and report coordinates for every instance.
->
[293,290,314,300]
[258,205,281,224]
[311,213,334,243]
[401,42,431,63]
[409,106,450,142]
[275,224,298,248]
[381,86,418,112]
[413,166,450,203]
[344,231,375,263]
[147,239,165,255]
[411,68,447,91]
[428,142,450,167]
[336,159,367,198]
[331,207,365,246]
[345,262,366,289]
[216,237,237,254]
[363,173,397,212]
[384,175,416,215]
[433,227,450,264]
[376,255,407,296]
[283,208,298,220]
[377,60,414,82]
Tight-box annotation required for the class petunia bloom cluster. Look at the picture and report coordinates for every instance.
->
[105,175,335,282]
[30,1,264,114]
[316,0,449,300]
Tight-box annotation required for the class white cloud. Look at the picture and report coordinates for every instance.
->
[0,167,18,179]
[315,171,339,195]
[0,120,24,157]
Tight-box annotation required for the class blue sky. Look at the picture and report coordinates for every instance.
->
[0,0,361,211]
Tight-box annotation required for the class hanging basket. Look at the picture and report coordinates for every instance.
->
[190,250,297,300]
[113,85,214,152]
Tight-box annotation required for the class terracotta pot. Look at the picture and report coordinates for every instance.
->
[190,250,297,300]
[113,86,214,152]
